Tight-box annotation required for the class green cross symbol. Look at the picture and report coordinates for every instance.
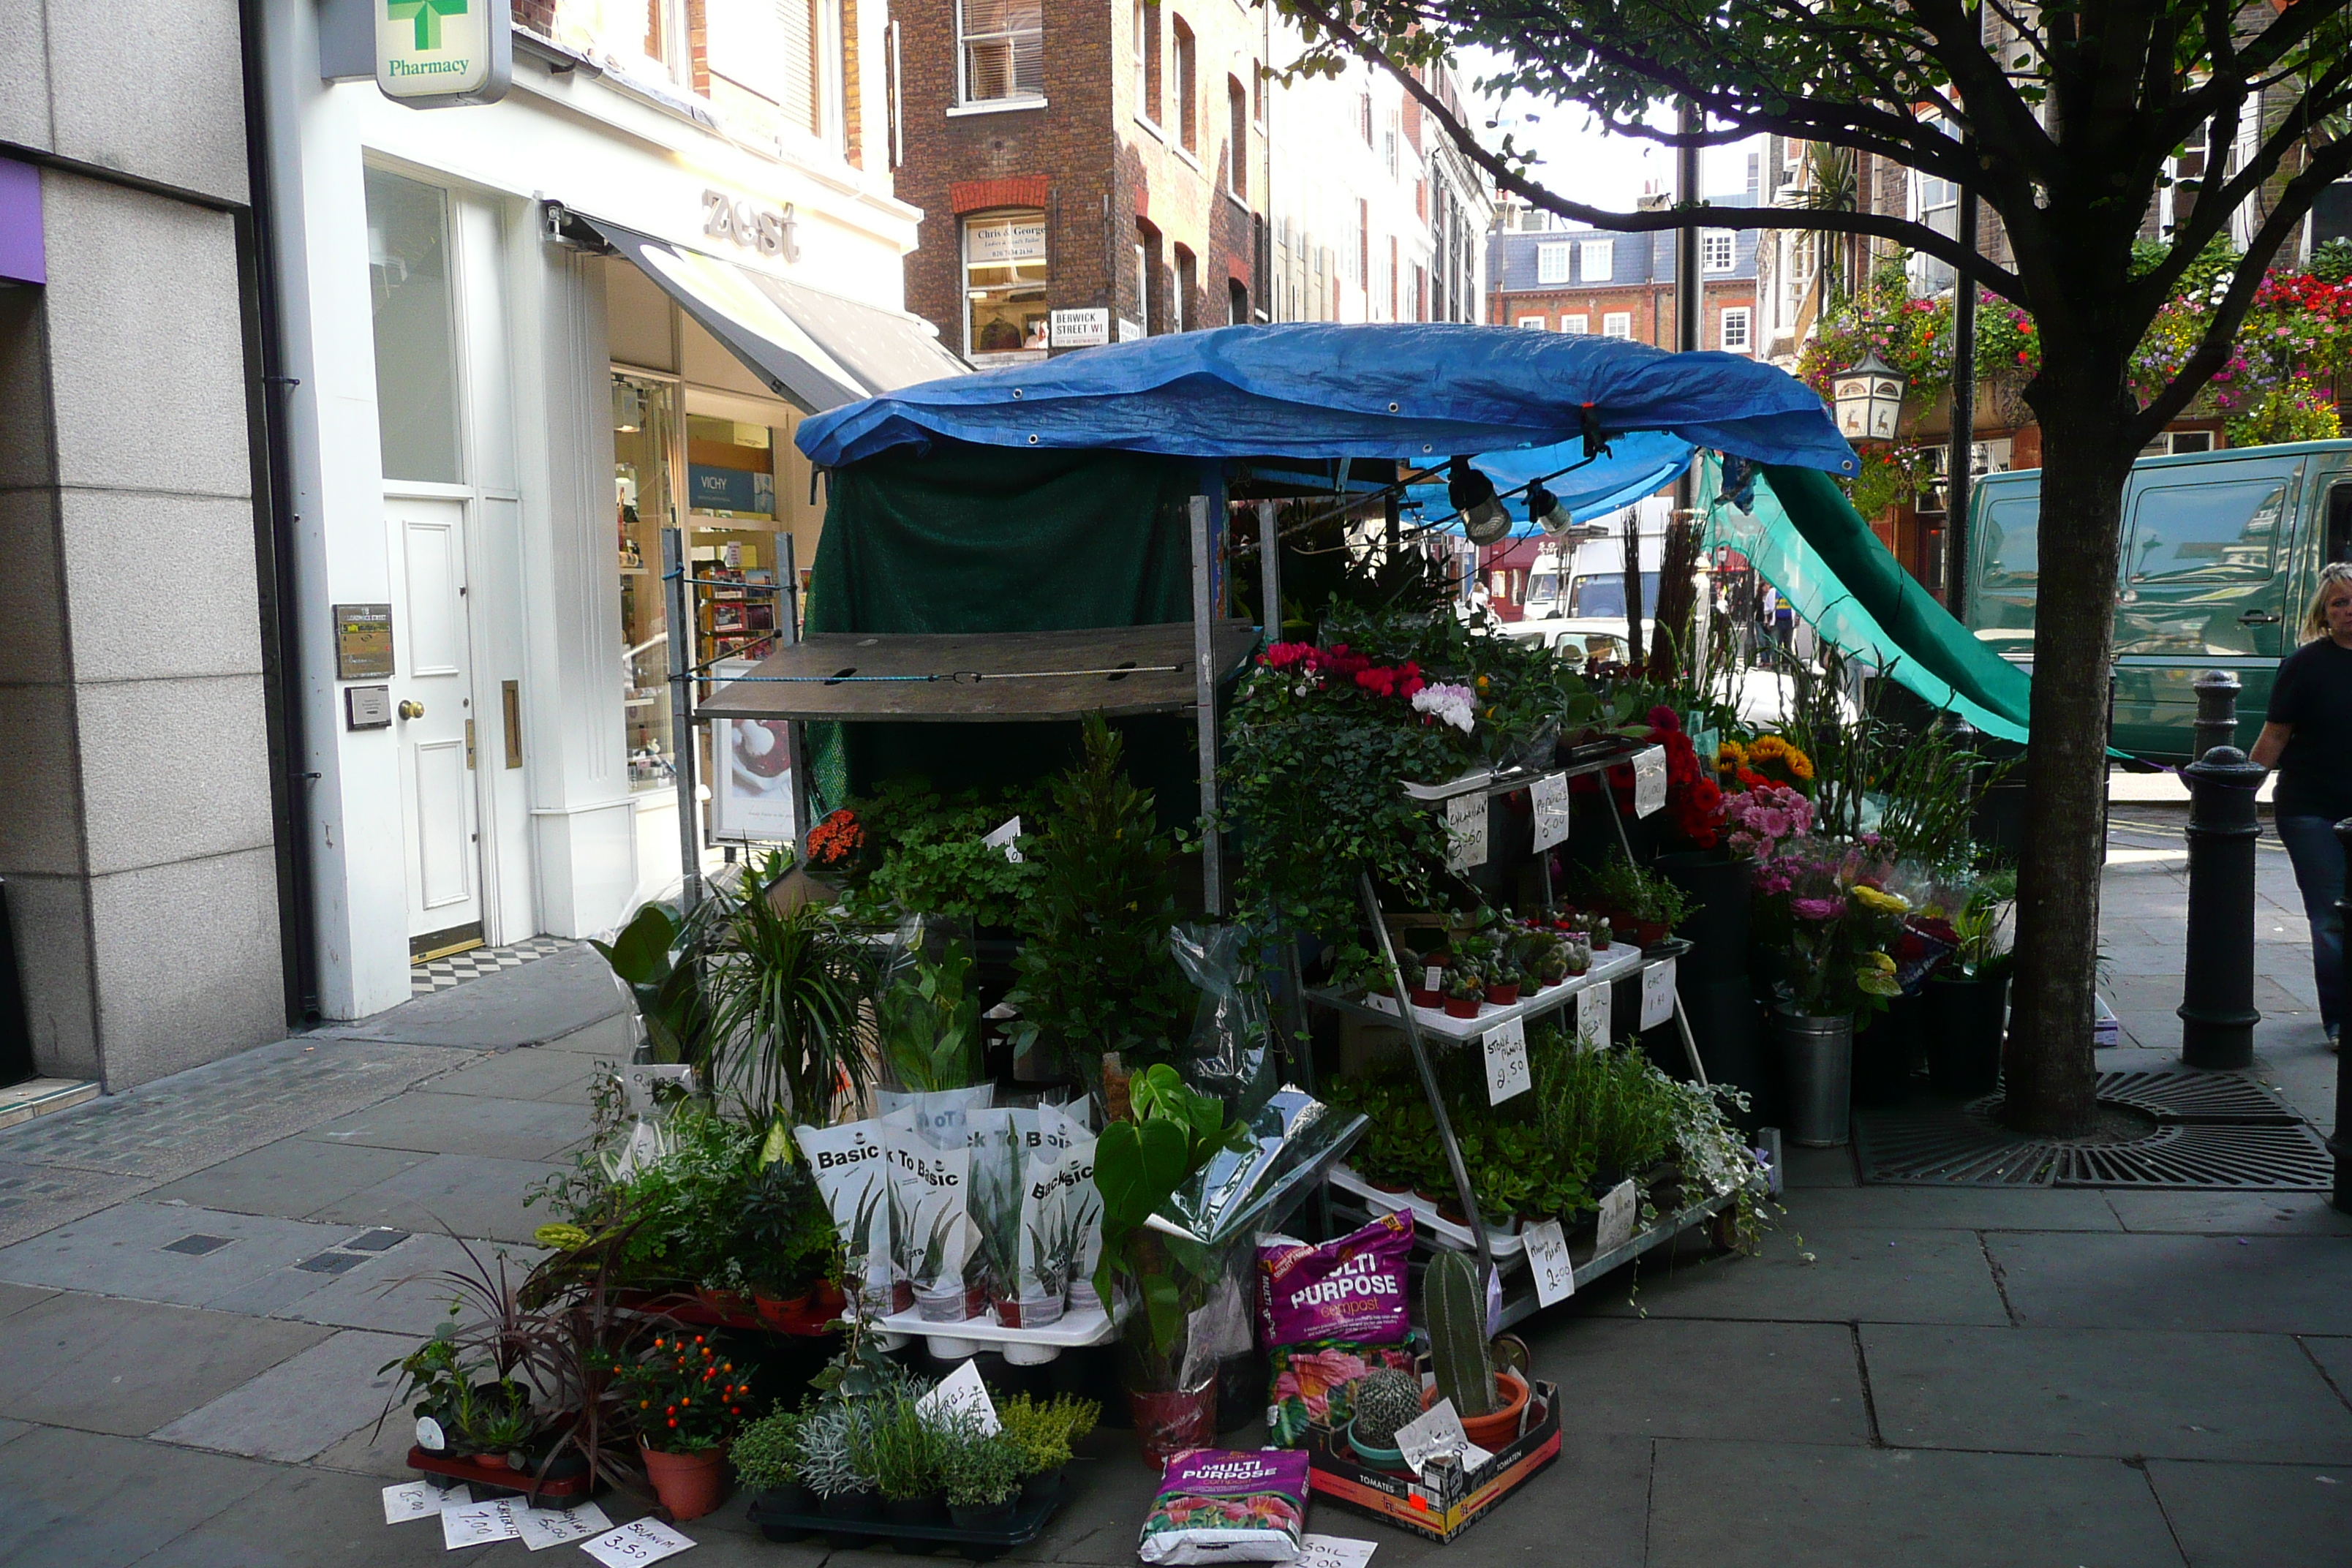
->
[386,0,467,51]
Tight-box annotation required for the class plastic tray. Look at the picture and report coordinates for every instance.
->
[1327,1164,1530,1257]
[406,1446,599,1503]
[871,1292,1121,1364]
[747,1493,1060,1560]
[1313,941,1645,1041]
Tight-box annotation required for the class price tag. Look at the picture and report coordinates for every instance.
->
[1523,1217,1576,1307]
[581,1519,696,1567]
[1577,981,1611,1047]
[1529,771,1572,851]
[1424,965,1444,993]
[1394,1398,1469,1478]
[1297,1537,1380,1568]
[982,815,1023,862]
[1594,1177,1640,1255]
[440,1498,521,1550]
[1482,1017,1531,1105]
[415,1414,446,1452]
[515,1501,611,1551]
[1632,745,1668,818]
[381,1481,448,1525]
[1640,957,1677,1030]
[1444,791,1488,870]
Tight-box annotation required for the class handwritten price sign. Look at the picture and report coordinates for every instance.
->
[1640,957,1677,1030]
[1530,771,1572,851]
[1444,791,1489,870]
[1523,1217,1577,1306]
[1483,1016,1531,1106]
[1632,745,1668,818]
[1577,981,1611,1047]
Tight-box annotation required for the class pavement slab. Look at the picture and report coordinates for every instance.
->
[313,946,625,1051]
[301,1093,590,1162]
[1861,1323,2352,1462]
[0,1292,326,1436]
[1644,1439,2186,1568]
[0,1425,279,1568]
[1780,1143,1858,1188]
[305,1153,565,1245]
[410,1047,600,1104]
[0,1202,413,1316]
[274,1230,546,1336]
[148,1329,415,1463]
[1589,1225,2013,1326]
[2291,1335,2352,1406]
[143,1139,431,1222]
[1785,1183,2125,1232]
[1519,1316,1873,1445]
[0,1281,57,1319]
[1989,1231,2352,1334]
[2106,1191,2352,1237]
[306,1409,419,1480]
[0,1160,151,1251]
[2146,1458,2352,1568]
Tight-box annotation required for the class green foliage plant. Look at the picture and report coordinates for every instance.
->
[839,777,1041,928]
[941,1432,1026,1509]
[879,941,981,1093]
[590,901,717,1065]
[1350,1368,1426,1450]
[1578,850,1698,932]
[793,1403,872,1499]
[731,1405,807,1493]
[993,1393,1099,1477]
[864,1389,952,1501]
[701,875,878,1126]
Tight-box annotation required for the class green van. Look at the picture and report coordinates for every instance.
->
[1964,438,2352,761]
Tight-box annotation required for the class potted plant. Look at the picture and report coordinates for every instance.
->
[1441,963,1486,1019]
[867,1389,951,1536]
[995,1392,1098,1507]
[796,1403,881,1527]
[1578,850,1698,952]
[622,1333,750,1520]
[1928,867,2017,1095]
[1754,837,1907,1147]
[734,1405,815,1530]
[1346,1368,1425,1470]
[1423,1251,1531,1451]
[735,1158,839,1323]
[880,942,982,1094]
[942,1431,1026,1530]
[1093,1064,1256,1463]
[698,864,881,1125]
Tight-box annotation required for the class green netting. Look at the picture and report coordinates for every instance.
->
[1699,456,2034,743]
[802,440,1211,810]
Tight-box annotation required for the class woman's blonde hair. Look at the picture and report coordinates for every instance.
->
[2304,562,2352,643]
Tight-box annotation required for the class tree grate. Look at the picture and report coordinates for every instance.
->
[1853,1070,2333,1190]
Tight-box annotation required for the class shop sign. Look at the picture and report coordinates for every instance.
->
[377,0,511,108]
[1049,308,1108,348]
[702,191,800,262]
[966,216,1047,265]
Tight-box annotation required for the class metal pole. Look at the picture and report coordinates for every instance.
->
[2329,818,2352,1212]
[662,526,703,911]
[1191,497,1224,918]
[1945,170,1977,611]
[1256,499,1282,638]
[779,531,813,859]
[2179,743,2265,1069]
[2193,669,2242,761]
[1360,870,1494,1289]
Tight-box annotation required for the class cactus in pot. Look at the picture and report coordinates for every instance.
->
[1423,1251,1496,1418]
[1349,1369,1425,1451]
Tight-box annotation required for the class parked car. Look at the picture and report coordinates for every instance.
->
[1962,439,2352,761]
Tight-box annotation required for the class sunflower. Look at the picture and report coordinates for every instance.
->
[1715,739,1748,774]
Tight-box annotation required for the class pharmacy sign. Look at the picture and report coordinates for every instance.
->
[377,0,510,107]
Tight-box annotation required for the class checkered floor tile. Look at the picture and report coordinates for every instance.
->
[410,935,577,997]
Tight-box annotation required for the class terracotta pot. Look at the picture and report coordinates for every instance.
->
[753,1292,812,1329]
[1485,983,1520,1005]
[813,1279,848,1314]
[1453,1371,1533,1452]
[1128,1387,1217,1466]
[640,1440,730,1521]
[1442,995,1482,1019]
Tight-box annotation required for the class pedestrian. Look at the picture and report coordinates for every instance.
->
[2250,562,2352,1052]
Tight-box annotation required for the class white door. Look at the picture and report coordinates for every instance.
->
[389,498,483,954]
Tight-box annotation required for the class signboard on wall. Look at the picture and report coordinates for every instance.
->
[377,0,512,108]
[1050,309,1109,348]
[966,216,1047,265]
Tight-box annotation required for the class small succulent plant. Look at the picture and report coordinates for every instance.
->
[1352,1368,1426,1450]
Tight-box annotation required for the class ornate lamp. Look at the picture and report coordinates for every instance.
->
[1832,348,1907,443]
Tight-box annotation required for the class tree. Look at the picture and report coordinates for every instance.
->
[1280,0,2352,1134]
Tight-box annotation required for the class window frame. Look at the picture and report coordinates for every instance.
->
[1517,314,1548,329]
[1601,311,1632,339]
[960,207,1050,360]
[1172,17,1196,152]
[1701,229,1735,273]
[1535,241,1569,286]
[1226,75,1248,195]
[957,0,1045,108]
[1580,238,1613,282]
[1558,314,1590,334]
[1719,305,1752,353]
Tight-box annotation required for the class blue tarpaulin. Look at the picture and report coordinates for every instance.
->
[1404,431,1694,536]
[795,323,1858,477]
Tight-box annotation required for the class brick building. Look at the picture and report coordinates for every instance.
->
[894,0,1275,363]
[1485,189,1762,355]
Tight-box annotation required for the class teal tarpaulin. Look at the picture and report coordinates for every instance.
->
[1699,455,2034,744]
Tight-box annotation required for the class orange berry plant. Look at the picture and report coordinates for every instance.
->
[621,1334,751,1455]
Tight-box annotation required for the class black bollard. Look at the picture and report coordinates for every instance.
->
[2192,669,2242,762]
[2331,818,2352,1213]
[2179,745,2266,1069]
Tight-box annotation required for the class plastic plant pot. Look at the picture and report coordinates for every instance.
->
[1019,1466,1066,1509]
[1346,1419,1407,1471]
[914,1284,969,1323]
[992,1292,1066,1330]
[638,1441,729,1522]
[1128,1387,1217,1467]
[1484,982,1520,1005]
[948,1500,1017,1531]
[1442,995,1482,1019]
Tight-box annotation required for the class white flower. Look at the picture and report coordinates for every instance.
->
[1412,682,1477,734]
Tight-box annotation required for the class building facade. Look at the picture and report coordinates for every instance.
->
[1487,190,1761,355]
[257,0,948,1024]
[1,4,289,1090]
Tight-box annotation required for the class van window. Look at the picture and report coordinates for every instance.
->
[2125,478,2285,583]
[2327,480,2352,565]
[1978,496,2038,599]
[1567,571,1659,619]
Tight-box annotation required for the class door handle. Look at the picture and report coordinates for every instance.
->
[2238,611,2282,625]
[397,699,424,720]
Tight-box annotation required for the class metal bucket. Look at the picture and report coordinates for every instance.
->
[1775,1009,1854,1147]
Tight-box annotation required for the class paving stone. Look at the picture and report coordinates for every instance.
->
[414,1047,598,1104]
[1518,1316,1872,1444]
[1989,1232,2352,1334]
[305,1153,566,1245]
[2293,1334,2352,1402]
[2146,1458,2352,1568]
[302,1093,590,1161]
[315,947,628,1051]
[0,1039,466,1182]
[0,1158,148,1250]
[1782,1143,1858,1188]
[149,1329,415,1463]
[0,1292,325,1436]
[0,1202,356,1311]
[0,1425,279,1568]
[144,1139,430,1221]
[1862,1324,2352,1461]
[277,1231,546,1336]
[538,1013,638,1058]
[1644,1439,2185,1567]
[1785,1184,2123,1231]
[306,1409,420,1480]
[122,1461,459,1568]
[0,1281,56,1319]
[2106,1191,2352,1237]
[1588,1225,2012,1327]
[0,1417,29,1448]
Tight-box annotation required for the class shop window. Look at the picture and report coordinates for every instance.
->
[365,167,462,485]
[1580,238,1613,282]
[613,373,678,791]
[1173,245,1195,331]
[1537,241,1569,285]
[960,0,1043,104]
[1719,305,1752,353]
[1703,230,1735,273]
[964,210,1049,358]
[1227,78,1248,195]
[1172,18,1196,151]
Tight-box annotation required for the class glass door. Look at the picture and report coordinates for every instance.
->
[614,372,679,792]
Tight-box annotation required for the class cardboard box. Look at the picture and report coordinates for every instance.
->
[1305,1382,1561,1543]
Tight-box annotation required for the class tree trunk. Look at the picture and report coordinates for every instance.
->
[2002,366,2136,1137]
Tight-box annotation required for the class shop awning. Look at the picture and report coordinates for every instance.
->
[565,211,969,412]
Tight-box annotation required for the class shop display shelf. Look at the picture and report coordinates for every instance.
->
[1306,941,1645,1042]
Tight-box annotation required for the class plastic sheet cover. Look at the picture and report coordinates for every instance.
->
[1145,1088,1365,1252]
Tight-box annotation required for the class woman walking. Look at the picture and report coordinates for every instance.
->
[2251,563,2352,1052]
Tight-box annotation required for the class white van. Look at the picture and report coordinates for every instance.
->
[1507,495,1669,660]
